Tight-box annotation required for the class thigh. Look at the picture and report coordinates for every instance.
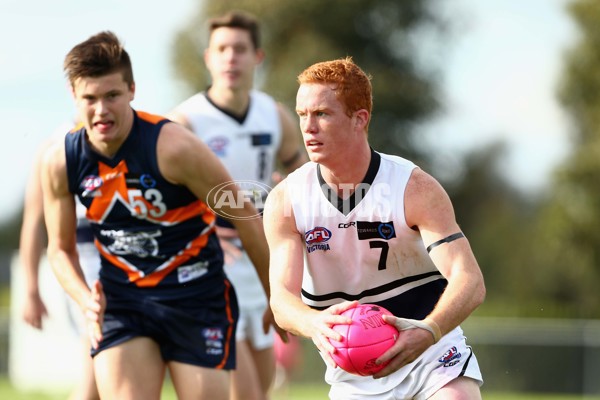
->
[428,376,482,400]
[93,337,166,400]
[169,360,230,400]
[73,335,99,400]
[249,344,276,392]
[231,340,263,400]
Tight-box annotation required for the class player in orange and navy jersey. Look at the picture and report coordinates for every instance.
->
[40,31,282,400]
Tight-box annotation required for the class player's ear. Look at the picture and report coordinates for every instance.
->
[129,82,136,101]
[353,109,369,130]
[255,48,265,65]
[69,83,76,99]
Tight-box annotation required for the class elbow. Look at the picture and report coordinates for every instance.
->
[269,296,282,323]
[270,300,288,331]
[269,294,293,331]
[474,278,486,308]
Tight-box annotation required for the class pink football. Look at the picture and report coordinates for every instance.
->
[329,304,399,376]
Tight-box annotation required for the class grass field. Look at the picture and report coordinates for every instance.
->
[1,377,599,400]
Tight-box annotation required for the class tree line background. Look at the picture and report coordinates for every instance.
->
[1,0,598,319]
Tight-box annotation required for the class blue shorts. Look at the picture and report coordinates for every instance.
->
[91,279,239,370]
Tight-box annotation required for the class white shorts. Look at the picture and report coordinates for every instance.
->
[235,303,274,350]
[327,327,483,400]
[221,240,274,350]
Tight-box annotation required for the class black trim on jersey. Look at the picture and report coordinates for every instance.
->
[204,89,249,124]
[459,346,474,377]
[317,148,381,215]
[301,270,442,303]
[426,232,465,253]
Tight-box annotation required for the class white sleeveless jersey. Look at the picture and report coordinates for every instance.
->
[172,90,282,184]
[286,151,447,319]
[287,151,465,393]
[172,90,282,307]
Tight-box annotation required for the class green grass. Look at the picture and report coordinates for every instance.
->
[1,376,599,400]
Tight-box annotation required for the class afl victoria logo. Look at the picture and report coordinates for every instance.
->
[305,227,332,245]
[206,180,272,220]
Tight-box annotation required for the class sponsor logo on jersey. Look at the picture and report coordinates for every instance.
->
[305,226,331,253]
[338,221,356,229]
[356,221,396,240]
[251,132,272,146]
[80,175,103,197]
[203,327,225,356]
[124,173,157,189]
[438,346,462,367]
[178,261,209,283]
[100,229,162,258]
[208,136,229,156]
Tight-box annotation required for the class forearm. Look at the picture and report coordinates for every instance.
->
[270,289,318,338]
[19,228,45,296]
[19,191,47,296]
[428,270,485,337]
[47,247,90,308]
[235,219,271,298]
[245,245,270,298]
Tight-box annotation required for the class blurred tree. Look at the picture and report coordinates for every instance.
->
[169,0,554,318]
[526,0,600,318]
[0,212,21,251]
[445,141,540,317]
[170,0,449,166]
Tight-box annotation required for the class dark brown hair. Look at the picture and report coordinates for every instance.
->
[208,10,260,49]
[63,31,134,87]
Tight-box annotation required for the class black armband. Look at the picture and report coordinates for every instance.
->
[426,232,465,253]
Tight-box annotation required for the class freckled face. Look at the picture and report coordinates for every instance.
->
[295,83,354,164]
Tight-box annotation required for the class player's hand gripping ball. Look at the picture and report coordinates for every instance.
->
[329,304,399,376]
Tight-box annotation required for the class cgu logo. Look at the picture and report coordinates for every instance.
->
[305,227,332,245]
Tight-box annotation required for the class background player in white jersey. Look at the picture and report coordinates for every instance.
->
[168,10,306,400]
[263,57,486,399]
[20,123,100,400]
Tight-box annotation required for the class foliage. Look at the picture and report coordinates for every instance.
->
[522,0,600,318]
[171,0,449,166]
[168,0,600,319]
[2,0,594,322]
[444,142,544,318]
[0,212,21,251]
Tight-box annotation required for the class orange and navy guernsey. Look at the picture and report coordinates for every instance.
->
[64,110,225,301]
